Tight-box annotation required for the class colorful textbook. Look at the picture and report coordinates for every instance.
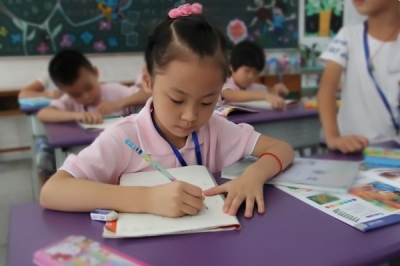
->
[222,157,360,193]
[103,165,240,238]
[277,163,400,232]
[364,143,400,166]
[33,235,149,265]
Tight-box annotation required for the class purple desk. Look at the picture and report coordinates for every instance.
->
[228,104,320,154]
[8,171,400,265]
[44,122,101,168]
[19,105,43,115]
[228,103,318,124]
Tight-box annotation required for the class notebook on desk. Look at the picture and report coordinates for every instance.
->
[230,99,296,110]
[103,165,240,238]
[79,116,124,130]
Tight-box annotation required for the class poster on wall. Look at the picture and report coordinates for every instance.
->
[175,0,299,49]
[304,0,344,38]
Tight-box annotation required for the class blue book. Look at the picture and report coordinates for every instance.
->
[364,156,400,167]
[19,97,52,107]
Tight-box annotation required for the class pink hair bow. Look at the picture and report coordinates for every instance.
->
[168,3,202,19]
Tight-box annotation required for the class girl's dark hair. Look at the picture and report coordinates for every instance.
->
[145,14,230,82]
[229,40,265,72]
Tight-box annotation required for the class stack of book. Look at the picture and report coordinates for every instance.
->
[364,145,400,166]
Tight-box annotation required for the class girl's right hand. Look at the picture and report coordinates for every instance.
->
[76,112,103,124]
[265,94,286,109]
[147,181,205,217]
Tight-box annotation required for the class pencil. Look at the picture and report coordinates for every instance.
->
[124,138,208,209]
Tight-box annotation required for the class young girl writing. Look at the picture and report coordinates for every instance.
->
[40,3,294,219]
[318,0,400,153]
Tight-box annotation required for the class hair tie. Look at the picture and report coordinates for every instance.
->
[168,3,202,19]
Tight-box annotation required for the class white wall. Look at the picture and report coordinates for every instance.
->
[0,53,145,90]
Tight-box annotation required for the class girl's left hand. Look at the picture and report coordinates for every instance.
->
[203,176,265,218]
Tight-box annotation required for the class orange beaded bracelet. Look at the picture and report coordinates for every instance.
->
[259,152,283,177]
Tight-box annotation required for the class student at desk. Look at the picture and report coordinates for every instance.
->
[36,49,149,184]
[218,40,288,109]
[18,72,62,99]
[40,3,294,219]
[318,0,400,154]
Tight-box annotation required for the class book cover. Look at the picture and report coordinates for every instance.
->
[277,172,400,232]
[222,157,360,194]
[33,235,149,266]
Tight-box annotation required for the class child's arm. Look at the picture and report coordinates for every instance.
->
[40,129,205,217]
[222,88,286,109]
[96,89,150,115]
[269,83,289,97]
[204,134,293,218]
[37,106,103,124]
[18,80,62,99]
[40,171,204,216]
[317,61,368,153]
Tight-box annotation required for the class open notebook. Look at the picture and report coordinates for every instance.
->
[103,165,240,238]
[231,99,295,110]
[79,116,124,130]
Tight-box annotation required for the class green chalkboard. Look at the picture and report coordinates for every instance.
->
[0,0,298,56]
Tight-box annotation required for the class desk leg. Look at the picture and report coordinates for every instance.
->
[26,115,40,201]
[54,148,68,169]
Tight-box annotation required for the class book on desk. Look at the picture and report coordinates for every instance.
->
[221,157,400,232]
[103,165,240,238]
[214,99,296,117]
[222,157,360,194]
[78,116,124,130]
[18,97,52,107]
[222,158,400,232]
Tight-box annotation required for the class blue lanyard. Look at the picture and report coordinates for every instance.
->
[363,21,399,133]
[151,113,202,167]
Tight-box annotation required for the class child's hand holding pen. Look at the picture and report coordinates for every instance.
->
[145,181,205,218]
[75,112,103,124]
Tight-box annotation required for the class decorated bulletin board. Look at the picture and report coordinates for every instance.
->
[0,0,299,56]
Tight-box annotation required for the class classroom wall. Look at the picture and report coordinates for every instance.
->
[298,0,365,52]
[0,0,365,90]
[0,54,145,90]
[0,1,366,161]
